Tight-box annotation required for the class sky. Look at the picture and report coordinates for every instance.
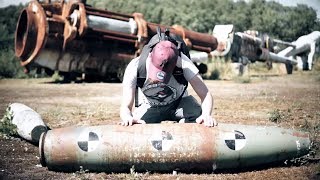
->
[0,0,319,18]
[273,0,320,18]
[0,0,27,7]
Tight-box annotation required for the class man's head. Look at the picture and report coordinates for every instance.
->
[149,41,179,83]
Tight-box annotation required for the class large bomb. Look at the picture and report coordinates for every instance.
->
[39,123,310,172]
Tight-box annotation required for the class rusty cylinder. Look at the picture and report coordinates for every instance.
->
[39,123,310,172]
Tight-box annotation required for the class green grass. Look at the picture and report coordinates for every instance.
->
[268,109,284,123]
[0,105,17,137]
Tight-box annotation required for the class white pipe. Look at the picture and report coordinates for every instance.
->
[190,52,210,63]
[87,15,137,34]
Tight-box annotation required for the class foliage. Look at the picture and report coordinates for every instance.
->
[87,0,320,39]
[0,5,25,78]
[209,69,220,80]
[51,71,64,82]
[0,48,26,78]
[268,109,284,123]
[0,105,17,137]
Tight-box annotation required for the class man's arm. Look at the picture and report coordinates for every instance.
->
[119,58,146,126]
[120,85,135,126]
[189,73,217,127]
[120,86,146,126]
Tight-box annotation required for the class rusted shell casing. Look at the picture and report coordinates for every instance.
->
[39,123,310,172]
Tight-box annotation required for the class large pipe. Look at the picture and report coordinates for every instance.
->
[257,48,297,65]
[273,39,296,48]
[190,52,210,63]
[39,123,310,172]
[86,15,137,35]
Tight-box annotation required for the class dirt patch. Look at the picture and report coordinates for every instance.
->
[0,72,319,179]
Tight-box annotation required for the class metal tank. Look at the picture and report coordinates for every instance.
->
[39,123,310,172]
[15,0,218,81]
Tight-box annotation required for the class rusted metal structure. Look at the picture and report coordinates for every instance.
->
[189,28,298,75]
[39,123,310,172]
[277,31,320,71]
[15,0,218,81]
[230,32,297,74]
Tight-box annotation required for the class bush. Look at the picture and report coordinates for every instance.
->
[209,68,220,80]
[268,109,284,123]
[0,105,17,138]
[0,48,25,78]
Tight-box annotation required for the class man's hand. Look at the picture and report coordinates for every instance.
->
[196,115,218,127]
[120,118,146,126]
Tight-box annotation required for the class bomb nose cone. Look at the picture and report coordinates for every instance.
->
[9,103,48,144]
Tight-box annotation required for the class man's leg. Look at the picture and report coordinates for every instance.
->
[173,96,202,123]
[133,104,168,123]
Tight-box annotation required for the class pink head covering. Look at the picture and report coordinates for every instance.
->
[149,41,179,83]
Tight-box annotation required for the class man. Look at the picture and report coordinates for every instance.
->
[120,39,217,127]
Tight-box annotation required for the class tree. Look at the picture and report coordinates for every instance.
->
[0,5,25,78]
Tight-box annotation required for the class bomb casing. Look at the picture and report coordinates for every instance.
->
[39,123,310,172]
